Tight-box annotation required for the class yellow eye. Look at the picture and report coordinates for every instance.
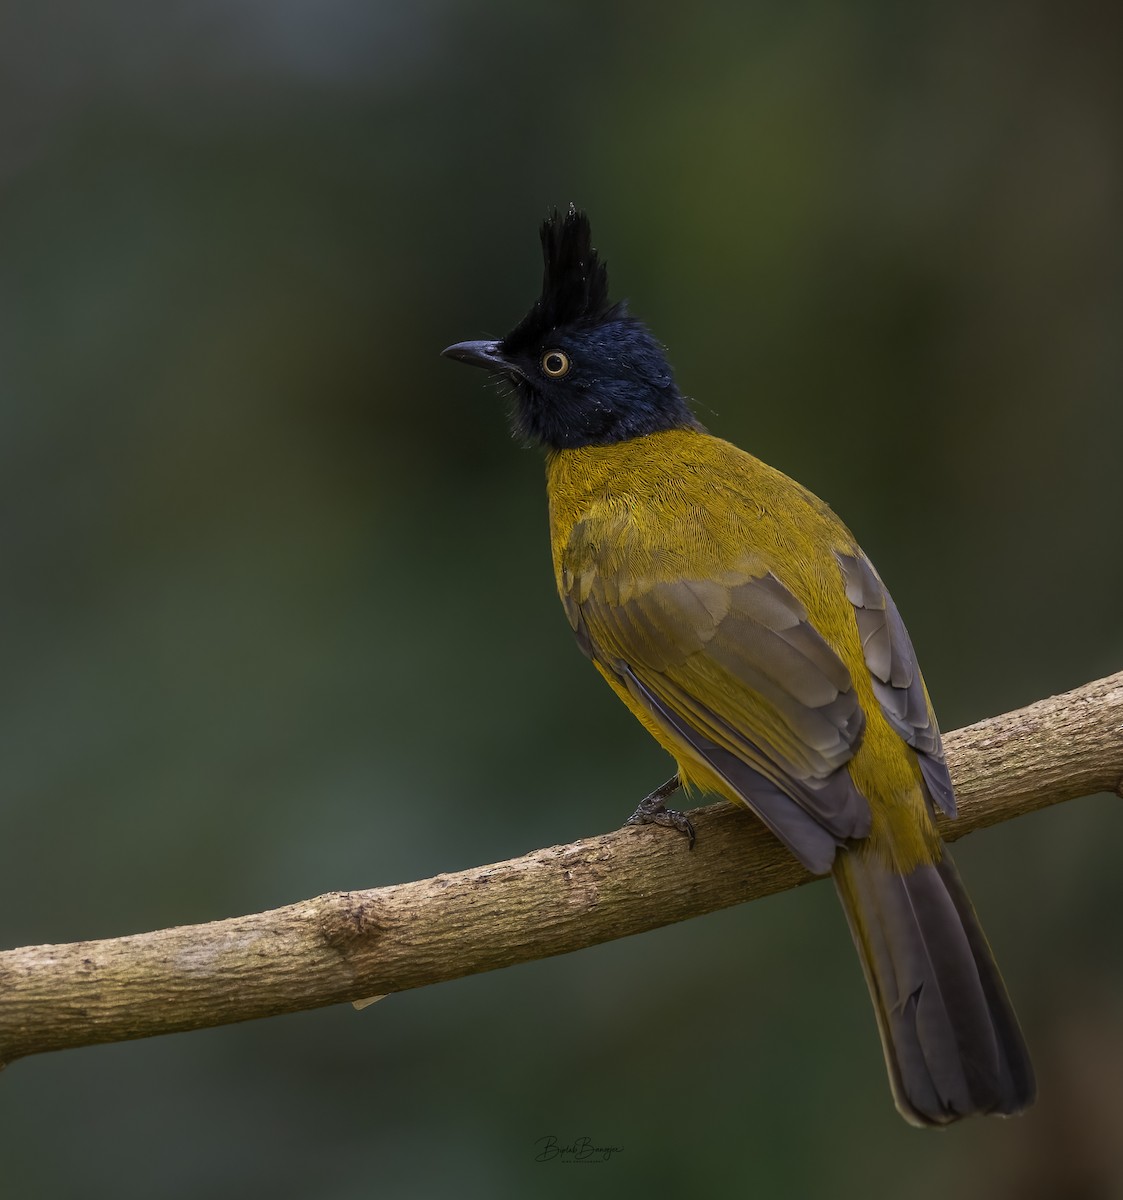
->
[541,350,571,378]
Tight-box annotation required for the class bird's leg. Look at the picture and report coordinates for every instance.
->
[625,774,695,849]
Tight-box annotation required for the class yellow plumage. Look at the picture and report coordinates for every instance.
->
[547,428,937,873]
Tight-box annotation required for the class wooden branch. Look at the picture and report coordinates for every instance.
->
[2,672,1121,1068]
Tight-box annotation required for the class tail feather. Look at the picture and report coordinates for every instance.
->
[833,847,1035,1126]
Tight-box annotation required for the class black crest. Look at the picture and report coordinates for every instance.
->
[501,206,620,353]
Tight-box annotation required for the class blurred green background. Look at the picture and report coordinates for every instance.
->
[2,1,1121,1196]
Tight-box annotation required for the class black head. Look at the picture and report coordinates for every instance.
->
[442,207,697,450]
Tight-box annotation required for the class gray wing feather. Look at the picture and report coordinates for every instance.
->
[573,568,872,874]
[835,551,956,817]
[618,662,868,875]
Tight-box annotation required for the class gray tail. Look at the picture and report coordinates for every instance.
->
[832,847,1035,1126]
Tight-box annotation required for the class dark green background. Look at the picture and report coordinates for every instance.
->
[2,2,1121,1196]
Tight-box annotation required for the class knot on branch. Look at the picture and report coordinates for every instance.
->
[318,890,387,951]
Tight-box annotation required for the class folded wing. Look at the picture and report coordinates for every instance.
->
[562,560,871,874]
[835,551,956,818]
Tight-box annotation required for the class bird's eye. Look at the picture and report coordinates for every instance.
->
[541,350,571,378]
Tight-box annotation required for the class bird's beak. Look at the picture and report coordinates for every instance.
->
[441,340,515,374]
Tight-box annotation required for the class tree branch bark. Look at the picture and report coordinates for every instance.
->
[2,672,1121,1068]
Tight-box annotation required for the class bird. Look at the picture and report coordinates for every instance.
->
[442,205,1035,1126]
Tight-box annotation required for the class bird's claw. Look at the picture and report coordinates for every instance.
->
[626,776,695,849]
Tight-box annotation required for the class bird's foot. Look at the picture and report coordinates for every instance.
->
[625,775,695,849]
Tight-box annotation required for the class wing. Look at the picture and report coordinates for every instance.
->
[835,550,955,817]
[562,559,872,875]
